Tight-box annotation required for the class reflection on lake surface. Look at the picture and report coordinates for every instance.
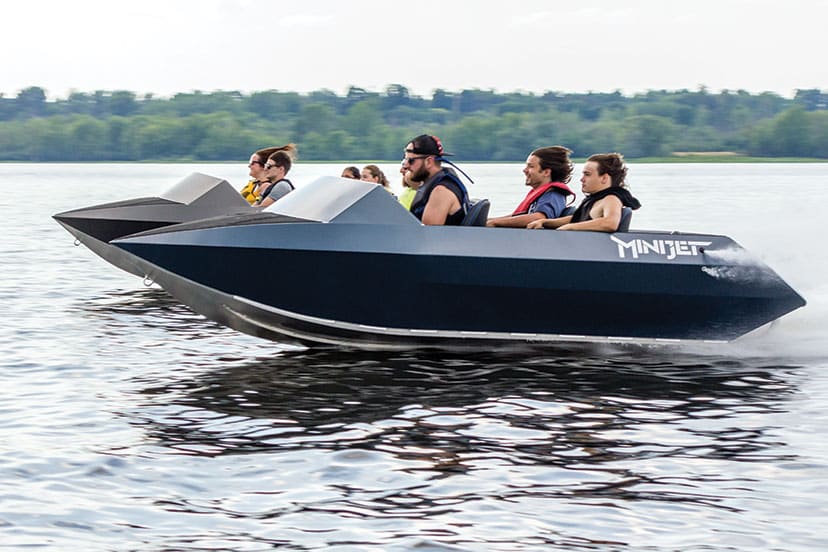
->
[113,340,812,549]
[137,347,797,463]
[2,163,827,550]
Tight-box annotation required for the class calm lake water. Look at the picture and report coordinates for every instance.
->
[2,162,827,550]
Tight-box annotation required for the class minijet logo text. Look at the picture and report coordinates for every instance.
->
[610,236,712,260]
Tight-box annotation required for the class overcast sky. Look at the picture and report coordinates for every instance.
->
[3,0,826,100]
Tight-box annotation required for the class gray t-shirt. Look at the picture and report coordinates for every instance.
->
[259,179,293,204]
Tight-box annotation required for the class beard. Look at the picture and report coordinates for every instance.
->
[525,173,544,187]
[411,165,430,182]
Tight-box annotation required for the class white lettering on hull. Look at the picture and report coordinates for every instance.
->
[610,236,712,260]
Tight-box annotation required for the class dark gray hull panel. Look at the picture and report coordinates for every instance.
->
[115,220,806,348]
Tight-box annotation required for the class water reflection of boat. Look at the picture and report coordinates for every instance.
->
[113,176,805,349]
[132,349,800,464]
[53,172,251,277]
[78,287,210,331]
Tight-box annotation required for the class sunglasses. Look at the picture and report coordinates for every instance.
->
[401,156,428,166]
[264,163,278,170]
[248,160,264,167]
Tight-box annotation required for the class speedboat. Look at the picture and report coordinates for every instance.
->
[112,176,806,350]
[53,172,251,277]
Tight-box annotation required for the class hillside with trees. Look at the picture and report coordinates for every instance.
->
[2,85,827,161]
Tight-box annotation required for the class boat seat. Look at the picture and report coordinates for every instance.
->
[461,199,490,226]
[617,207,632,232]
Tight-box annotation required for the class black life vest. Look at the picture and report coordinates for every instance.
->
[409,168,471,225]
[570,187,641,223]
[258,178,294,201]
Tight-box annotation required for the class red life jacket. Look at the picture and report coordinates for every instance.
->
[512,182,575,216]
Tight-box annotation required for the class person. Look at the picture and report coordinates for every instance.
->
[255,146,297,208]
[404,134,471,225]
[341,166,360,179]
[398,166,422,210]
[239,145,289,204]
[361,164,394,195]
[486,146,576,228]
[527,152,641,232]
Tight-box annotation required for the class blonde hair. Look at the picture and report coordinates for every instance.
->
[362,164,389,189]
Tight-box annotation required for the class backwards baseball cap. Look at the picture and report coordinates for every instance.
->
[407,134,453,157]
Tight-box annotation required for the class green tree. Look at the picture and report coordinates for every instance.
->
[431,89,453,111]
[344,100,382,137]
[383,84,411,110]
[794,88,828,111]
[576,119,626,156]
[0,94,12,121]
[110,91,139,117]
[528,109,581,150]
[0,120,26,157]
[808,111,828,158]
[294,103,336,139]
[772,107,812,156]
[745,119,776,156]
[20,117,71,160]
[131,116,188,159]
[107,116,136,160]
[623,115,675,157]
[68,115,108,160]
[192,113,254,161]
[448,115,500,159]
[16,86,48,118]
[246,90,302,118]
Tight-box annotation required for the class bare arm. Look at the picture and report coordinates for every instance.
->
[486,212,545,228]
[421,186,461,225]
[257,181,293,208]
[558,196,622,232]
[527,215,573,229]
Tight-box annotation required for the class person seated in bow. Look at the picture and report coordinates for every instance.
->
[486,146,576,227]
[361,164,395,197]
[254,145,298,208]
[527,152,641,232]
[340,166,360,179]
[239,145,291,205]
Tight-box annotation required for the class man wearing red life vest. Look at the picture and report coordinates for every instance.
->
[486,146,576,228]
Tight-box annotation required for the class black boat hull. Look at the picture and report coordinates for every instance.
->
[115,216,806,348]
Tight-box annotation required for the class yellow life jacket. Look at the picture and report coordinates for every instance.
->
[239,180,260,205]
[399,187,417,210]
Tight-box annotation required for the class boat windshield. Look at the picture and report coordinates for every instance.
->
[265,176,418,225]
[160,173,229,204]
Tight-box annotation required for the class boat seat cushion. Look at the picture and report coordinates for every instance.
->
[461,199,490,226]
[617,206,632,232]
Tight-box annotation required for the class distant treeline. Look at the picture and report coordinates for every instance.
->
[2,85,828,161]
